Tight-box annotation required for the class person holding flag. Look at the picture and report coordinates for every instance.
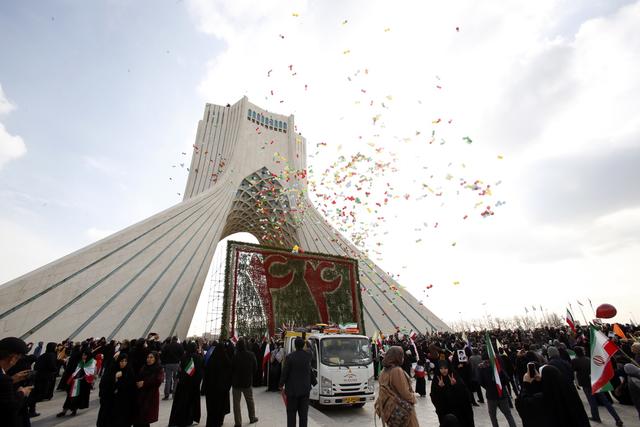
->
[582,327,624,426]
[57,349,95,417]
[479,333,516,427]
[169,341,203,427]
[572,345,624,425]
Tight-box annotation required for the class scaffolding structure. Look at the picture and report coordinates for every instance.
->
[205,239,228,338]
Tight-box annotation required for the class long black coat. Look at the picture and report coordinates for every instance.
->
[280,349,316,397]
[430,372,475,427]
[33,347,58,402]
[203,345,233,427]
[515,365,589,427]
[0,370,26,427]
[97,362,135,427]
[168,354,203,426]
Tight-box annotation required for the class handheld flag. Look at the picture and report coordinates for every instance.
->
[485,333,503,397]
[590,326,619,393]
[262,334,271,371]
[566,308,577,333]
[184,358,196,376]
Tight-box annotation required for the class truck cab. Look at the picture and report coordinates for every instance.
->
[284,330,375,406]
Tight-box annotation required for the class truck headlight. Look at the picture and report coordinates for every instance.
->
[367,375,375,392]
[321,376,333,395]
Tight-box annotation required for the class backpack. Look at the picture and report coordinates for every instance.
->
[374,368,413,427]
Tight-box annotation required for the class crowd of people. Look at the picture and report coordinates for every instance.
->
[374,322,640,426]
[0,322,639,427]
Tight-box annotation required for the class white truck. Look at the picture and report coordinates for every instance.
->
[283,329,376,406]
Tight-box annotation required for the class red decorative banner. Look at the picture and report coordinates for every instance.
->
[224,242,363,337]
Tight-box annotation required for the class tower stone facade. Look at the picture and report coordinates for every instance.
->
[0,97,449,342]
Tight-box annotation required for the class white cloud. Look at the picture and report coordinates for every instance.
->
[0,84,26,170]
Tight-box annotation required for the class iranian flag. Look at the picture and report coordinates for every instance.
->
[184,358,195,376]
[590,326,619,393]
[566,308,577,333]
[262,334,271,371]
[485,332,503,397]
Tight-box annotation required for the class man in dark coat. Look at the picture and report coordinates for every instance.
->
[161,336,183,400]
[478,359,517,427]
[231,339,258,427]
[279,337,317,427]
[0,337,33,427]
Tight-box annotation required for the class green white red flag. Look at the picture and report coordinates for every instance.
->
[590,326,619,393]
[566,308,577,333]
[485,332,503,397]
[184,357,195,376]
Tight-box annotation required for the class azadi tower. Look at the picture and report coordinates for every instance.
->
[0,97,449,342]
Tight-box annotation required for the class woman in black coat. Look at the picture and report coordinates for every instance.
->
[430,360,475,427]
[97,353,136,427]
[132,351,164,427]
[169,342,203,427]
[516,364,589,427]
[29,342,58,415]
[203,342,233,427]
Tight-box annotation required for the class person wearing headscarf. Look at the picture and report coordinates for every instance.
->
[414,359,427,397]
[132,351,164,427]
[56,349,96,417]
[376,345,419,427]
[516,364,589,427]
[169,342,203,426]
[202,342,233,427]
[57,343,80,391]
[97,353,135,427]
[29,342,58,416]
[430,360,475,427]
[267,341,284,391]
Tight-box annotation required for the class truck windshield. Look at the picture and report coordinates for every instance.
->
[320,338,372,367]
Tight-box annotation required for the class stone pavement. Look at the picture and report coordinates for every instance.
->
[31,379,638,427]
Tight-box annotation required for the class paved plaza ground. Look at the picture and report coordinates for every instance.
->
[30,377,639,427]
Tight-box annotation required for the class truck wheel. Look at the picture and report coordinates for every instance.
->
[352,402,365,408]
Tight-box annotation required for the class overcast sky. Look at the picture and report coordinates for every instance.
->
[1,0,639,335]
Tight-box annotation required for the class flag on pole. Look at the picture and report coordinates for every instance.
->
[613,324,626,339]
[262,334,271,371]
[485,332,503,397]
[590,326,619,393]
[409,330,417,341]
[566,308,577,333]
[495,338,504,353]
[184,357,196,376]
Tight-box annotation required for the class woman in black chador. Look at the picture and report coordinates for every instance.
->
[430,360,475,427]
[202,341,233,427]
[169,342,203,426]
[97,353,136,427]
